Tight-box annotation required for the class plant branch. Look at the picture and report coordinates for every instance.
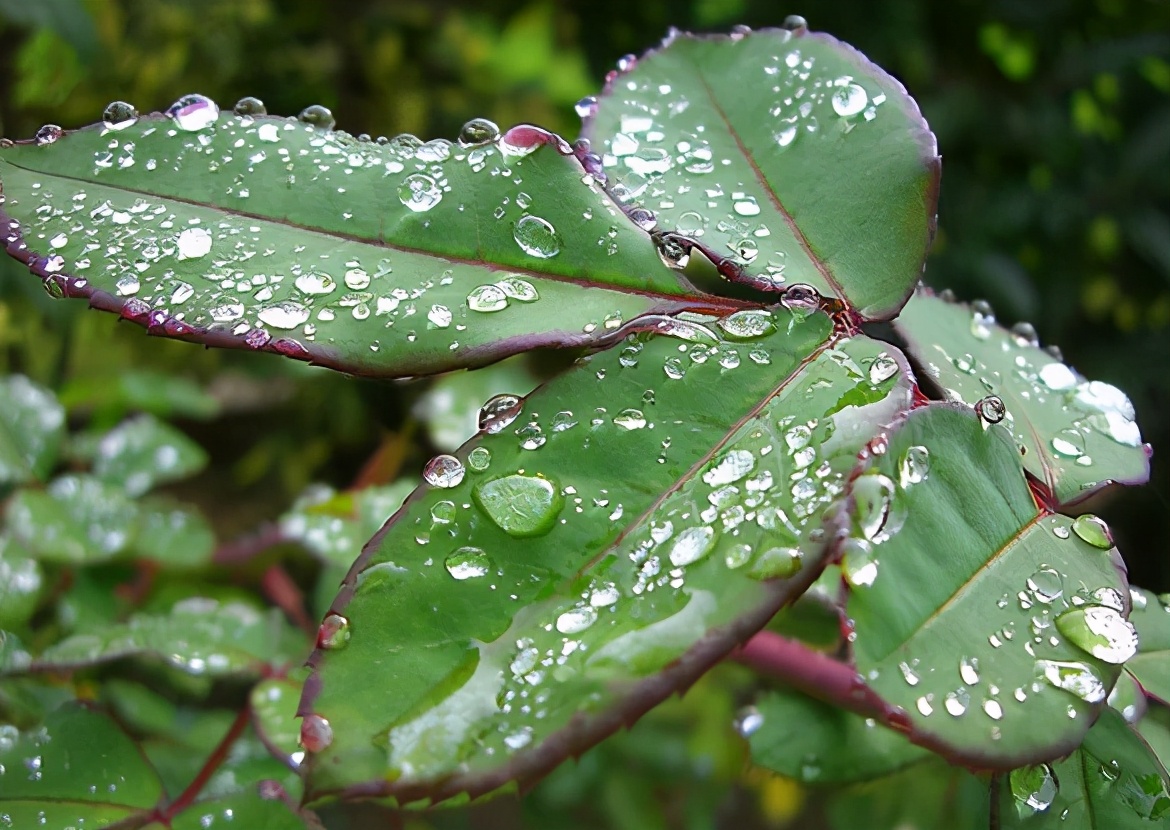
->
[159,704,251,822]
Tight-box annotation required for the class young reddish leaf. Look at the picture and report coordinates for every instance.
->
[583,26,940,320]
[0,108,740,378]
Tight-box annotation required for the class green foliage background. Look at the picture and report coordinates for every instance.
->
[0,1,1167,826]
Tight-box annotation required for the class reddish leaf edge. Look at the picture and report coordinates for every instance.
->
[577,23,942,325]
[0,119,755,381]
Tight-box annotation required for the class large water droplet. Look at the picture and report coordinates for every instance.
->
[176,227,213,259]
[1009,764,1058,817]
[299,714,333,752]
[102,101,139,130]
[717,309,775,340]
[398,173,442,212]
[556,605,598,634]
[35,124,64,145]
[167,94,220,131]
[780,284,820,318]
[613,408,647,430]
[422,454,465,488]
[467,446,492,471]
[703,449,756,486]
[473,474,563,537]
[445,546,491,580]
[458,117,499,145]
[747,546,802,580]
[898,445,930,487]
[1036,659,1106,702]
[669,526,715,567]
[1055,605,1138,664]
[295,271,336,296]
[467,284,508,312]
[257,301,309,330]
[831,82,868,117]
[975,395,1006,424]
[513,216,562,258]
[298,104,335,130]
[496,276,539,302]
[1071,514,1112,549]
[853,474,900,543]
[233,96,266,116]
[478,394,523,434]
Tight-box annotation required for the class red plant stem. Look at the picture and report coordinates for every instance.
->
[212,524,287,566]
[158,704,251,822]
[262,564,315,634]
[730,630,911,730]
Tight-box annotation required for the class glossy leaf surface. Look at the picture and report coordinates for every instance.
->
[0,374,65,486]
[0,109,736,378]
[748,686,930,783]
[1129,589,1170,705]
[583,27,939,319]
[1001,708,1170,827]
[0,702,164,827]
[847,405,1131,766]
[895,290,1149,504]
[26,597,306,677]
[301,317,917,803]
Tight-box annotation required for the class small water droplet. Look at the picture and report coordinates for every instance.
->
[298,104,335,130]
[747,546,802,580]
[257,300,310,330]
[513,216,562,258]
[317,613,350,649]
[718,309,775,340]
[467,284,508,312]
[853,474,900,543]
[295,271,336,295]
[1027,567,1064,604]
[35,124,64,145]
[102,101,139,130]
[831,82,868,117]
[732,194,761,216]
[496,276,540,303]
[735,706,764,737]
[458,117,499,145]
[233,96,266,116]
[556,605,598,634]
[167,94,220,131]
[975,395,1006,424]
[299,714,333,752]
[1055,605,1138,664]
[479,394,523,433]
[783,14,808,31]
[703,449,755,486]
[467,446,492,471]
[575,96,599,119]
[780,283,820,317]
[1071,514,1112,549]
[473,474,564,537]
[1009,764,1058,817]
[423,454,465,488]
[398,173,442,212]
[898,445,930,487]
[669,526,715,567]
[445,546,491,580]
[613,408,647,430]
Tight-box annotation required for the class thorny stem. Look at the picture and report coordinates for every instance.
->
[730,630,911,729]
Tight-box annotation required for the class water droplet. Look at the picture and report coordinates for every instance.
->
[427,304,452,328]
[423,454,465,488]
[233,96,266,116]
[733,194,761,216]
[783,14,808,31]
[298,104,335,130]
[295,271,336,296]
[898,445,930,487]
[102,101,138,130]
[1010,321,1039,347]
[513,216,562,258]
[467,446,492,471]
[556,605,598,634]
[115,274,140,296]
[944,689,969,716]
[975,395,1006,424]
[35,124,64,145]
[398,173,442,212]
[831,82,868,117]
[257,301,310,330]
[496,276,539,302]
[1039,362,1077,391]
[747,546,802,580]
[299,714,333,752]
[551,411,578,432]
[868,354,898,384]
[167,94,220,131]
[473,474,563,537]
[1050,427,1085,458]
[1071,514,1112,549]
[171,282,194,304]
[479,394,523,433]
[575,96,598,119]
[718,309,775,340]
[853,474,900,543]
[703,449,756,486]
[445,546,491,580]
[780,284,821,317]
[1027,567,1064,604]
[590,584,620,607]
[1055,606,1138,664]
[735,706,764,737]
[1010,764,1058,817]
[458,117,499,145]
[467,284,508,312]
[669,526,715,567]
[317,613,350,649]
[176,227,213,259]
[613,408,647,430]
[1037,659,1105,702]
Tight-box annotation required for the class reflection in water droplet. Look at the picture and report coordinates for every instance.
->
[1009,764,1058,817]
[1055,605,1138,664]
[1027,567,1064,604]
[868,354,898,384]
[298,104,335,130]
[35,124,63,145]
[299,714,333,752]
[718,309,775,340]
[467,284,508,312]
[513,216,562,258]
[233,96,266,116]
[467,446,492,471]
[445,547,491,580]
[496,276,540,302]
[780,284,820,318]
[479,394,523,434]
[398,173,442,212]
[831,83,868,117]
[1037,659,1106,702]
[102,101,139,130]
[257,301,310,330]
[459,117,500,145]
[167,94,220,131]
[669,526,715,567]
[975,395,1006,424]
[474,474,563,537]
[1071,514,1112,549]
[735,706,765,737]
[317,613,350,649]
[422,454,465,488]
[898,445,930,487]
[613,408,647,430]
[853,474,900,543]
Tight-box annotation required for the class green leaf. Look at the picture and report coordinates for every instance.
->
[165,789,309,830]
[583,27,940,319]
[251,676,304,765]
[846,404,1132,767]
[90,413,208,496]
[134,497,216,569]
[0,534,44,629]
[894,290,1150,504]
[5,474,139,563]
[1127,589,1170,705]
[415,356,539,452]
[0,108,738,378]
[0,374,65,486]
[29,597,307,678]
[748,686,930,783]
[0,702,164,827]
[59,369,220,423]
[280,481,414,569]
[301,317,918,803]
[1001,708,1170,827]
[823,760,988,830]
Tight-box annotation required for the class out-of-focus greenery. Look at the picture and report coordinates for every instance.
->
[0,1,1166,827]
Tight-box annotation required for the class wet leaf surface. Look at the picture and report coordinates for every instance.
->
[1128,588,1170,705]
[88,413,208,497]
[280,481,413,569]
[300,315,920,804]
[0,375,66,487]
[0,109,738,378]
[584,26,939,319]
[0,534,43,629]
[1000,708,1170,827]
[847,404,1132,766]
[894,290,1150,505]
